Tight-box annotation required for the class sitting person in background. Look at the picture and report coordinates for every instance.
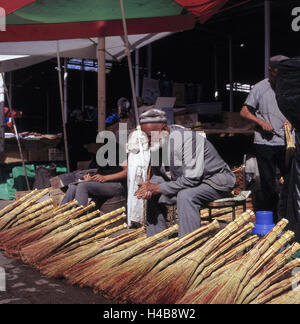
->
[61,140,127,207]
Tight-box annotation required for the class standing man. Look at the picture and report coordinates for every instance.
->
[240,55,291,221]
[135,109,236,237]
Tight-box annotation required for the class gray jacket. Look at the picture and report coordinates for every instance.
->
[152,125,236,196]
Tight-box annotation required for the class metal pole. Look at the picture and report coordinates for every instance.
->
[214,43,218,101]
[0,74,5,154]
[120,0,140,127]
[135,48,140,97]
[147,44,152,79]
[265,0,271,78]
[97,37,106,132]
[229,35,234,112]
[56,42,71,173]
[64,58,68,124]
[1,73,30,190]
[81,65,85,112]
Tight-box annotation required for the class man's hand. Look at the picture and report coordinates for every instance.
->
[258,120,274,133]
[134,182,160,200]
[91,174,107,183]
[83,174,92,181]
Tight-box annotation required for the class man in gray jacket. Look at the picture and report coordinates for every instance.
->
[135,109,236,237]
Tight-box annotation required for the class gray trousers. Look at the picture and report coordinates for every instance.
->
[147,176,228,237]
[61,181,123,207]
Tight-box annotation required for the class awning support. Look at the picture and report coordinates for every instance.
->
[1,72,30,190]
[56,42,71,173]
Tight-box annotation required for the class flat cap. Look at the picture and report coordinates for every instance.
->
[139,108,167,124]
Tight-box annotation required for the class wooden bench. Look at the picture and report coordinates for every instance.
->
[207,199,247,222]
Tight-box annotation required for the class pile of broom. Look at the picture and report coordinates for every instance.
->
[0,189,300,304]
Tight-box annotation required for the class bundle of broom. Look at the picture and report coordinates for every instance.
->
[0,200,77,251]
[284,123,296,167]
[0,189,40,219]
[35,215,132,277]
[65,224,179,289]
[2,202,95,258]
[177,218,292,304]
[91,220,220,300]
[37,226,145,278]
[64,233,149,285]
[0,189,50,231]
[237,243,300,304]
[126,210,254,304]
[267,287,300,304]
[20,207,126,265]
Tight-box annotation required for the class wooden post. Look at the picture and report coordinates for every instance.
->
[0,73,4,154]
[265,0,271,78]
[97,37,106,132]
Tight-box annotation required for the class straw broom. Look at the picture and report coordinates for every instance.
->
[95,221,220,299]
[4,205,94,253]
[6,204,94,258]
[36,218,130,267]
[250,269,300,304]
[124,223,252,304]
[177,235,260,304]
[0,200,77,249]
[72,225,178,289]
[185,222,256,295]
[20,209,103,265]
[20,207,126,265]
[129,211,253,304]
[60,208,126,249]
[0,188,50,230]
[122,235,212,303]
[242,258,300,304]
[240,242,300,304]
[65,235,148,285]
[190,218,289,304]
[284,123,296,167]
[235,231,295,303]
[267,289,300,304]
[0,189,38,218]
[37,223,130,277]
[8,199,54,228]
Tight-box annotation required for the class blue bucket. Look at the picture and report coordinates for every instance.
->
[252,211,275,236]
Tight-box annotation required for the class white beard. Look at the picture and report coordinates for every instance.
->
[150,130,169,152]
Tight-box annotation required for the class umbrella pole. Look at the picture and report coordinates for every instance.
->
[56,42,71,173]
[1,73,30,191]
[120,0,140,129]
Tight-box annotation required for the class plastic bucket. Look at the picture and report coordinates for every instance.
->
[252,211,275,236]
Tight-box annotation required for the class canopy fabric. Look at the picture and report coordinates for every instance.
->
[0,32,173,72]
[0,0,228,42]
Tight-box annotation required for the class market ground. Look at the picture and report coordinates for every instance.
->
[0,200,115,304]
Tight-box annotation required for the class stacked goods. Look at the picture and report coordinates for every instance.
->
[0,194,300,304]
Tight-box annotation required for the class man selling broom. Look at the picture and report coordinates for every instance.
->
[134,109,236,237]
[240,55,292,222]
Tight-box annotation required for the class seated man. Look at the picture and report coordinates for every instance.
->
[61,141,127,207]
[135,109,236,237]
